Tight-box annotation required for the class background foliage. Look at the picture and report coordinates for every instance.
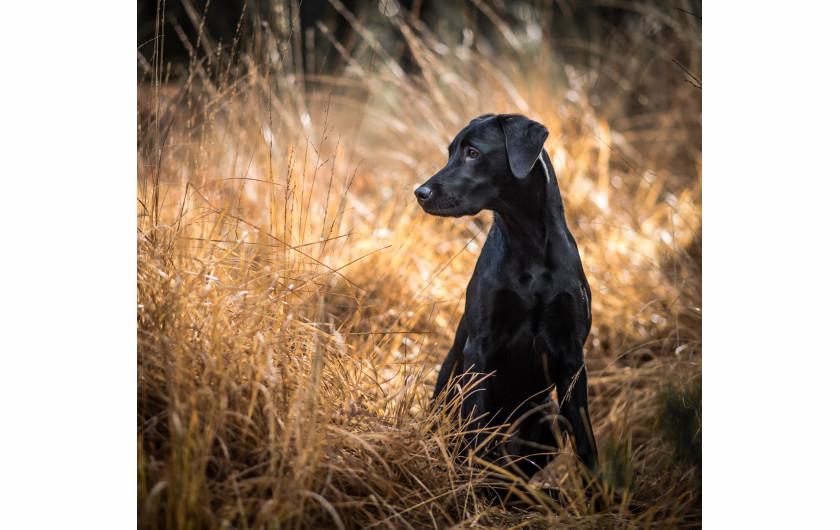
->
[138,1,701,527]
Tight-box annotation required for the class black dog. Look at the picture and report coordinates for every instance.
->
[415,114,597,478]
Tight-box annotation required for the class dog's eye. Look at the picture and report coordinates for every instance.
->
[466,148,480,159]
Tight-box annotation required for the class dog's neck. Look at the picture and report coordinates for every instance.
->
[492,156,568,263]
[493,210,549,262]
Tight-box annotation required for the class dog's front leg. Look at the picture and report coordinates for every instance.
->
[556,364,598,470]
[461,336,491,449]
[433,316,468,402]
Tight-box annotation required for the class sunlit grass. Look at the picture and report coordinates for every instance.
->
[138,1,701,527]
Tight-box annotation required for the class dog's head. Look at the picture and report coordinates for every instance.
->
[414,114,549,217]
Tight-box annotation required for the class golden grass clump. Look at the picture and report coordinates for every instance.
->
[138,1,701,527]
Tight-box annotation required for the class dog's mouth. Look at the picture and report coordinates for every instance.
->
[420,195,479,217]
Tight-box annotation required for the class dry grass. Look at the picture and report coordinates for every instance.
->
[138,1,701,527]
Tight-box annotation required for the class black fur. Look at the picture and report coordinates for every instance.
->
[415,114,597,477]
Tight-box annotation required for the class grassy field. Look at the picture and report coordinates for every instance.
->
[138,1,701,527]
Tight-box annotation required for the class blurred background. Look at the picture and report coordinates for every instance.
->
[137,1,701,527]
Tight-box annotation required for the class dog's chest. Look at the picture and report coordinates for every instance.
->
[479,268,560,345]
[515,265,552,298]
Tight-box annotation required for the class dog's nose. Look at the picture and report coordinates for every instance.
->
[414,185,432,204]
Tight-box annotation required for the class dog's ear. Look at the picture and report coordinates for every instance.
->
[501,115,549,180]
